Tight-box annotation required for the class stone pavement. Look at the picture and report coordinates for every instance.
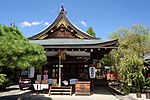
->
[44,86,119,100]
[0,85,119,100]
[0,85,148,100]
[0,85,27,97]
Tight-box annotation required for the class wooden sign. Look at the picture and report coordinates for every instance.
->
[59,50,66,60]
[52,79,57,86]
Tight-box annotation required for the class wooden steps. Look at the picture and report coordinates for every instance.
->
[49,86,72,95]
[51,89,71,91]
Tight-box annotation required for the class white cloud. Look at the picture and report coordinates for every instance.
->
[20,21,45,28]
[80,20,87,27]
[43,22,50,26]
[20,21,31,28]
[31,21,43,25]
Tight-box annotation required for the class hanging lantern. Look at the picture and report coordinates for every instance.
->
[89,67,96,78]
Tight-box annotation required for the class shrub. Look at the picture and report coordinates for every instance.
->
[0,74,8,90]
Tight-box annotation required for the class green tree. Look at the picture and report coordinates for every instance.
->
[86,27,96,37]
[0,74,8,90]
[86,27,101,39]
[101,55,111,66]
[109,24,150,93]
[0,25,46,69]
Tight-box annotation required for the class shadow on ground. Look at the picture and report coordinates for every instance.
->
[0,90,52,100]
[93,85,125,96]
[0,88,19,92]
[105,86,125,96]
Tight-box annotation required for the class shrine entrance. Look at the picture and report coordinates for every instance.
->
[43,64,91,85]
[62,65,79,80]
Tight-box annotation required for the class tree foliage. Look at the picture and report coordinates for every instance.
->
[101,55,111,66]
[86,27,101,39]
[0,74,8,90]
[109,24,150,92]
[86,27,96,37]
[0,25,46,69]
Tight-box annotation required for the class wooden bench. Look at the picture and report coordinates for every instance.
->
[48,86,72,96]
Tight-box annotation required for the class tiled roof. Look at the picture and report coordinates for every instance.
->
[30,39,117,46]
[144,54,150,60]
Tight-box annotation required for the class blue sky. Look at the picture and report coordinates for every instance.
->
[0,0,150,40]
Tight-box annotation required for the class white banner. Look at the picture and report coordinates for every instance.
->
[28,67,35,78]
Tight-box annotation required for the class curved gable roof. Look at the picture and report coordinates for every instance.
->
[29,6,96,40]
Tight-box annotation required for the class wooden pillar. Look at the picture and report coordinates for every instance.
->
[49,65,51,78]
[58,50,66,87]
[58,52,61,87]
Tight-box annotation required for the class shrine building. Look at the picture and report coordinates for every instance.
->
[29,6,118,95]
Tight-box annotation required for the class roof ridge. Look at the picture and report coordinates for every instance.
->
[29,6,96,40]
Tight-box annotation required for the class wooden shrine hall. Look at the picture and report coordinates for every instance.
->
[29,6,118,95]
